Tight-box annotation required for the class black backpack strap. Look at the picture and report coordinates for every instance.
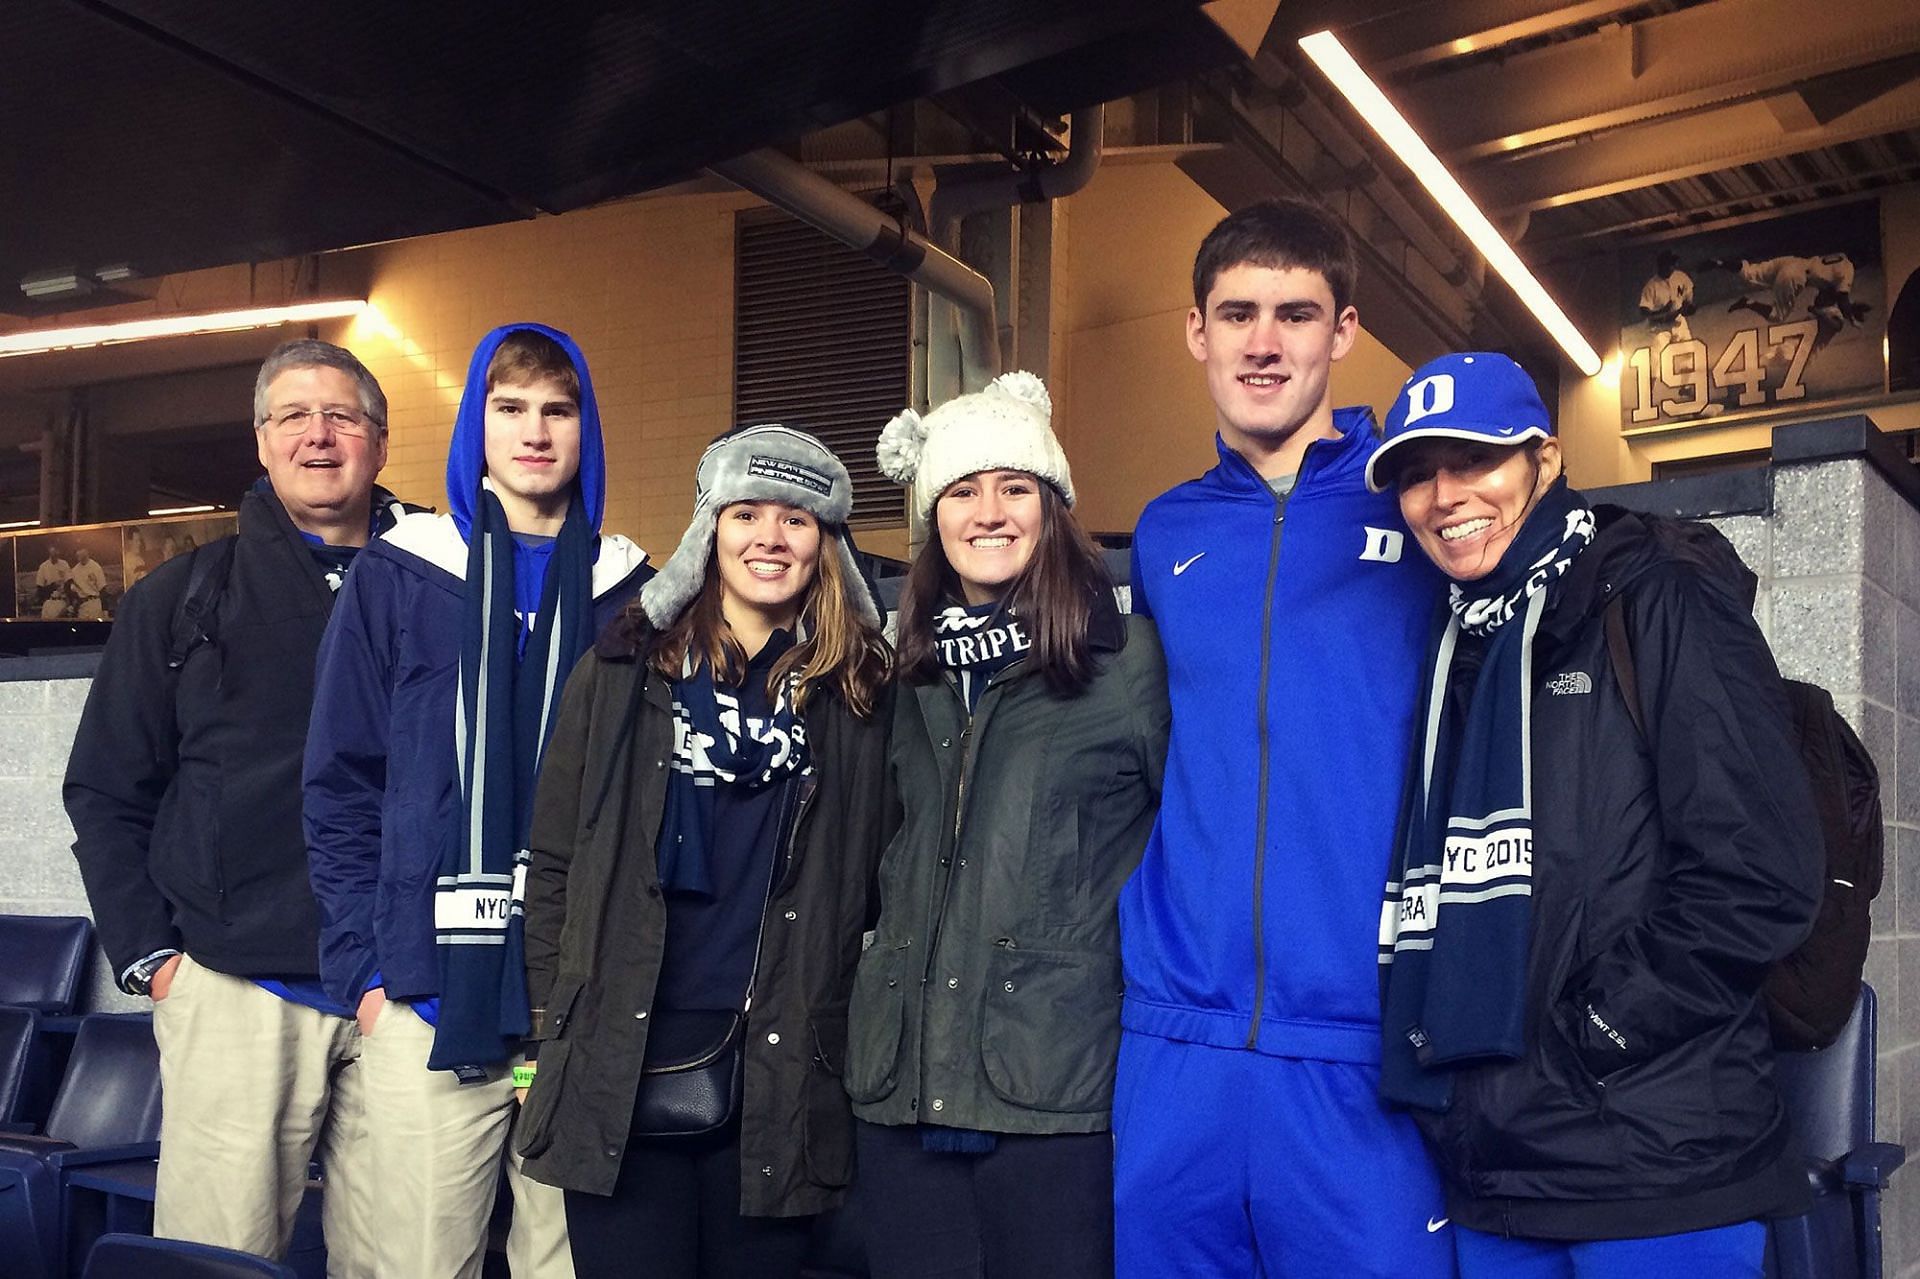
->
[1602,594,1647,742]
[165,537,238,671]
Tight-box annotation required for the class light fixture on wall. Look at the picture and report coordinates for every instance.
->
[0,299,369,359]
[1297,30,1603,377]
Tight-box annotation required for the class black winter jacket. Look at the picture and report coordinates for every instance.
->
[515,618,894,1213]
[846,605,1169,1134]
[1416,506,1823,1240]
[65,485,414,982]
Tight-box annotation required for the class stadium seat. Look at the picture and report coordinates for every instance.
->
[0,1007,40,1125]
[1767,984,1907,1279]
[82,1232,297,1278]
[0,1015,161,1279]
[0,917,93,1014]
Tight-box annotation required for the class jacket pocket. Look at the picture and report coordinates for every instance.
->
[515,1039,573,1161]
[845,941,909,1104]
[152,772,223,905]
[541,972,589,1041]
[802,1011,854,1188]
[980,946,1121,1114]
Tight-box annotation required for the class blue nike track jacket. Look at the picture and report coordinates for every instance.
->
[1122,408,1443,1064]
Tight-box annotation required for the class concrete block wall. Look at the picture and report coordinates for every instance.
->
[0,674,142,1013]
[1713,457,1920,1276]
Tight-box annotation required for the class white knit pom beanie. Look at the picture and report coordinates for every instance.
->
[875,371,1073,520]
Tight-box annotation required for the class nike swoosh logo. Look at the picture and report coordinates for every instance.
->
[1173,553,1206,576]
[1426,1217,1449,1233]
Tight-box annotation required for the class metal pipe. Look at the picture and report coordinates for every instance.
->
[711,149,1000,391]
[928,106,1107,248]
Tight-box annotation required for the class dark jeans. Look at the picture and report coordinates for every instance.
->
[564,1124,813,1279]
[856,1120,1115,1279]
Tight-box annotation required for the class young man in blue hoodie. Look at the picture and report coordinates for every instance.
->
[306,324,649,1277]
[1116,202,1454,1276]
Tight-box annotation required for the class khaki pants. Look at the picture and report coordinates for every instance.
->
[151,955,368,1274]
[349,998,574,1279]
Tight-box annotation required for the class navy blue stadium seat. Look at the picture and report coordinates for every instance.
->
[0,917,92,1014]
[1767,984,1906,1279]
[0,1015,161,1279]
[0,1007,40,1125]
[82,1233,297,1279]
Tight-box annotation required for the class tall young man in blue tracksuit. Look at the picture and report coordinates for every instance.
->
[1116,201,1454,1276]
[305,324,649,1277]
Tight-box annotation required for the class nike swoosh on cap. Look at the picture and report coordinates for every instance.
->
[1173,553,1206,575]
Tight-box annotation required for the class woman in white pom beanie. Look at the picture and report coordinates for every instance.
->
[847,372,1171,1279]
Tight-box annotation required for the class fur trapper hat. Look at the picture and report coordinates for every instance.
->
[638,424,881,628]
[876,371,1072,520]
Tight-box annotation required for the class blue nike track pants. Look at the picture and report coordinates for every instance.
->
[1454,1221,1766,1277]
[1113,1031,1456,1278]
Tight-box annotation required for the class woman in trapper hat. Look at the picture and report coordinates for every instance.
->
[515,424,892,1279]
[1370,352,1822,1277]
[846,371,1169,1279]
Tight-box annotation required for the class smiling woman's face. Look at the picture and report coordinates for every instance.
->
[1395,438,1562,582]
[936,470,1043,606]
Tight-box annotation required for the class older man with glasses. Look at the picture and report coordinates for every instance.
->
[65,338,421,1272]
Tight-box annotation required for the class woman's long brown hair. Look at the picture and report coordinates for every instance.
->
[647,524,890,718]
[894,481,1112,696]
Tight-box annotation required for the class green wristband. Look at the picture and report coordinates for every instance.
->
[512,1065,537,1089]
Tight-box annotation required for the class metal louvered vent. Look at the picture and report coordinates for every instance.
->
[734,209,910,527]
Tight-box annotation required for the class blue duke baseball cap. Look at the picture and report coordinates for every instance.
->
[1365,352,1553,493]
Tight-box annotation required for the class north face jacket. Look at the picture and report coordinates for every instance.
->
[1122,410,1444,1063]
[1412,506,1823,1240]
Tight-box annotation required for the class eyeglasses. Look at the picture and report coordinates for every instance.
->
[262,406,378,436]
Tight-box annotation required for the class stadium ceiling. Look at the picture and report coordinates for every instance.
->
[1177,0,1920,361]
[1,0,1247,317]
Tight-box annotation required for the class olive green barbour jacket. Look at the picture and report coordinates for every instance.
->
[514,619,894,1215]
[846,606,1168,1135]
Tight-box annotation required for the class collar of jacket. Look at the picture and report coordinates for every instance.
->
[1208,405,1378,498]
[241,483,410,604]
[246,482,413,546]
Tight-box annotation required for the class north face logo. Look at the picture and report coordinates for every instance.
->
[1546,671,1593,696]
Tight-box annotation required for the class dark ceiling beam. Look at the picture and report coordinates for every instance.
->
[1390,0,1920,161]
[1473,77,1920,215]
[1258,0,1643,66]
[67,0,533,217]
[1372,0,1647,73]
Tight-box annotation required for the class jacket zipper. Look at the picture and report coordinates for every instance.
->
[743,774,814,1016]
[1246,476,1290,1049]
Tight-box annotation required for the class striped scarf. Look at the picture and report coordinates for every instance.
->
[1379,481,1593,1111]
[431,491,592,1077]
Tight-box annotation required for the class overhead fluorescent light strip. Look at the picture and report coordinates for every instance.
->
[0,300,369,359]
[1297,31,1603,377]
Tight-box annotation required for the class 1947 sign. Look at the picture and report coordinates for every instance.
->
[1617,202,1885,431]
[1623,318,1820,424]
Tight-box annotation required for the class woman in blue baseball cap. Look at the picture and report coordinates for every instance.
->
[1368,352,1822,1277]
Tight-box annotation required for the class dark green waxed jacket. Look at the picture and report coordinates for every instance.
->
[846,605,1168,1134]
[514,617,893,1214]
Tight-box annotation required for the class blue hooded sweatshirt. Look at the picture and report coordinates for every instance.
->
[1122,409,1443,1063]
[304,324,650,1016]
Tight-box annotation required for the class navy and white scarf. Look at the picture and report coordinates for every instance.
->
[1379,480,1594,1111]
[657,646,811,898]
[431,491,593,1077]
[933,601,1031,712]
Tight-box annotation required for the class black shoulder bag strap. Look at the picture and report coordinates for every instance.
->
[165,537,238,671]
